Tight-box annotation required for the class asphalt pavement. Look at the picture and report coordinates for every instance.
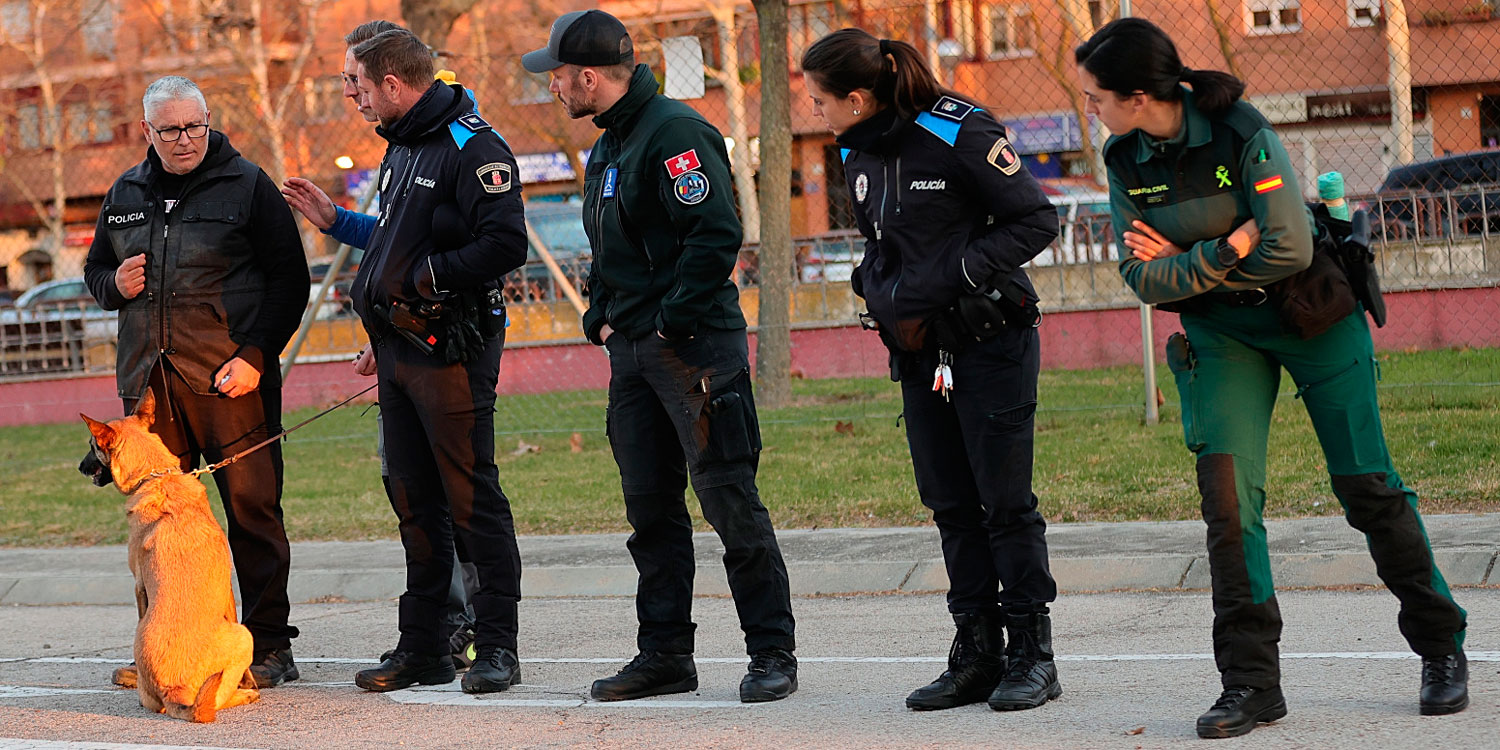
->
[3,513,1498,606]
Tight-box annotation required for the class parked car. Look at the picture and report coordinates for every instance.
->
[0,277,115,376]
[1031,189,1115,266]
[1369,151,1500,239]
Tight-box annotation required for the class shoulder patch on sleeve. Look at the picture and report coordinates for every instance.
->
[664,148,702,178]
[840,148,851,163]
[476,162,513,194]
[914,112,961,147]
[457,113,491,133]
[986,137,1023,176]
[931,96,975,122]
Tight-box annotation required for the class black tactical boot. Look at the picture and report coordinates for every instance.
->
[354,650,456,692]
[906,611,1006,710]
[590,651,698,701]
[988,612,1061,711]
[1419,651,1469,715]
[740,648,798,703]
[247,648,300,688]
[462,646,520,694]
[1195,685,1287,739]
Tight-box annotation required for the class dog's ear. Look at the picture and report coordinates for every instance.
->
[81,414,116,451]
[133,387,156,427]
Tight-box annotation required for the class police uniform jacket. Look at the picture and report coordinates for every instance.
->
[580,64,746,345]
[83,132,309,400]
[1104,90,1313,304]
[837,98,1058,353]
[351,80,526,333]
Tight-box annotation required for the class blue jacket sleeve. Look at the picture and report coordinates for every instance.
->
[322,206,375,249]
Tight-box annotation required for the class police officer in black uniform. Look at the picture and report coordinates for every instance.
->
[341,29,528,696]
[524,10,798,703]
[803,29,1063,712]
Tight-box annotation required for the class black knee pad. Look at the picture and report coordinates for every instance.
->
[1196,454,1238,527]
[1332,472,1407,532]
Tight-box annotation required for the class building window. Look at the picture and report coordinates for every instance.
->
[1481,95,1500,150]
[512,71,553,106]
[81,0,115,58]
[1246,0,1302,35]
[790,2,835,70]
[92,104,113,143]
[984,4,1034,58]
[1348,0,1380,27]
[302,76,344,123]
[1,1,29,38]
[66,102,89,144]
[18,104,40,150]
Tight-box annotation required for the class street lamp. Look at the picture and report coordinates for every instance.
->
[937,38,964,88]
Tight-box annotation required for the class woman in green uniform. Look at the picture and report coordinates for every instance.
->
[1076,18,1469,739]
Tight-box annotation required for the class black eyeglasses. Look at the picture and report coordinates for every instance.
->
[151,118,210,142]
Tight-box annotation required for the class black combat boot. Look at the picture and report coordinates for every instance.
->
[1419,651,1469,715]
[740,648,798,703]
[1196,685,1287,738]
[354,650,456,692]
[462,646,520,694]
[590,651,698,701]
[987,612,1061,711]
[247,648,300,688]
[906,611,1006,710]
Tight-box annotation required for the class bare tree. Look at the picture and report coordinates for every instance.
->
[400,0,481,56]
[0,0,109,258]
[1202,0,1244,79]
[752,0,791,406]
[703,0,762,245]
[1026,1,1102,184]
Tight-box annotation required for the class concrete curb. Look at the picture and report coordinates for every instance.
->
[4,550,1497,606]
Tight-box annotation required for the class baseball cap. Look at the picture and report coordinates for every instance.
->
[522,10,634,73]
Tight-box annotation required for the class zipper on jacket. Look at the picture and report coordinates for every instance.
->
[894,156,903,216]
[877,158,889,240]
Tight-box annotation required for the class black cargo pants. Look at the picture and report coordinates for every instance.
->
[604,327,795,655]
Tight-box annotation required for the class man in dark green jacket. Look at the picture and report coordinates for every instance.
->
[525,10,797,704]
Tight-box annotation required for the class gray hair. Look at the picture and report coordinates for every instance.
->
[142,76,208,120]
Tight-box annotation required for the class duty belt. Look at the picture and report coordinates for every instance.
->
[1205,288,1269,307]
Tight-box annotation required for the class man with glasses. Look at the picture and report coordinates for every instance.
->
[83,75,310,689]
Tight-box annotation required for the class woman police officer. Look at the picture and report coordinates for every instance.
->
[802,28,1063,712]
[1077,18,1469,739]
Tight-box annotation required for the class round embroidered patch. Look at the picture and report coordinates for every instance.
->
[854,172,868,204]
[674,171,710,205]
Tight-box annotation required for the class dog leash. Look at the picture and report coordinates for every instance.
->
[180,383,378,479]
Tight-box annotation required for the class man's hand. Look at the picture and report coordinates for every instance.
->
[212,357,261,399]
[1123,220,1187,262]
[114,254,146,299]
[353,345,376,377]
[280,177,338,230]
[598,324,614,344]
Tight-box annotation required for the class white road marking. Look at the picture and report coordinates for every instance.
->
[8,651,1500,667]
[0,687,114,699]
[0,741,261,750]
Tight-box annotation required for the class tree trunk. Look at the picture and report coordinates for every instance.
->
[709,2,763,245]
[1203,0,1243,79]
[752,0,792,408]
[400,0,481,57]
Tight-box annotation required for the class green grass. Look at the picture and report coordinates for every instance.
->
[2,347,1496,547]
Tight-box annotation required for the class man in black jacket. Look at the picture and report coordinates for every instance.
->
[524,10,797,703]
[83,76,310,688]
[342,29,528,696]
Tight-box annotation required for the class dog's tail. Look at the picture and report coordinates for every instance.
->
[164,671,222,723]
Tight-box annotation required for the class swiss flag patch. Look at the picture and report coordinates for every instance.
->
[664,149,701,178]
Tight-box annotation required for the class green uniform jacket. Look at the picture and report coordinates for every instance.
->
[1103,90,1313,304]
[580,64,745,344]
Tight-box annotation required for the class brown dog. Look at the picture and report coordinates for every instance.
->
[80,388,259,722]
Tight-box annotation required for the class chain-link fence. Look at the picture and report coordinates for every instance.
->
[2,0,1499,434]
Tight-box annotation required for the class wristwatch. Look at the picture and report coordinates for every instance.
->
[1215,236,1243,268]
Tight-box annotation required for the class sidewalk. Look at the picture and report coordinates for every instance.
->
[2,514,1497,606]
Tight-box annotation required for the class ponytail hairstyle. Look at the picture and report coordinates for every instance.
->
[1074,18,1245,118]
[801,28,976,120]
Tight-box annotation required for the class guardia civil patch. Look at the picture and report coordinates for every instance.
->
[477,162,513,193]
[987,137,1022,176]
[854,172,869,204]
[673,170,710,205]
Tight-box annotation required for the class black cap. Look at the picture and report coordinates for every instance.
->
[522,10,634,73]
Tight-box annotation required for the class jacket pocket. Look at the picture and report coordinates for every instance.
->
[1165,332,1205,453]
[177,201,246,267]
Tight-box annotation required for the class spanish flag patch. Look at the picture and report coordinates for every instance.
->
[1254,175,1284,194]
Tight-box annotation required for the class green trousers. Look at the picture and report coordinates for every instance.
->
[1166,303,1467,690]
